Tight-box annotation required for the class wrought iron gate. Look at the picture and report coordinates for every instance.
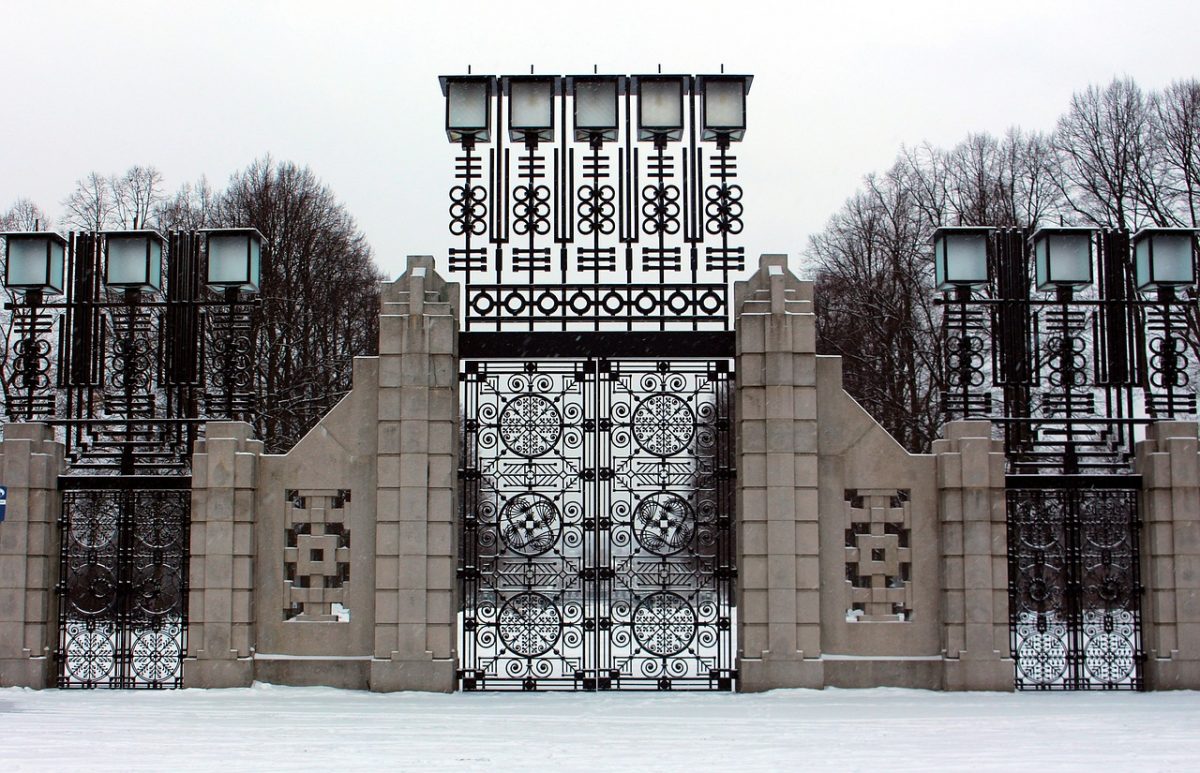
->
[459,358,736,690]
[57,487,191,688]
[1007,479,1143,690]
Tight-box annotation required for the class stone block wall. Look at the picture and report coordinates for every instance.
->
[1137,421,1200,689]
[0,423,63,688]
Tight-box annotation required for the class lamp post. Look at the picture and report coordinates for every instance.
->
[1134,227,1199,416]
[2,231,67,419]
[932,226,993,420]
[201,228,263,419]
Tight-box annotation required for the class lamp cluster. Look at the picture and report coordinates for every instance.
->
[2,228,264,296]
[440,74,752,147]
[933,225,1199,294]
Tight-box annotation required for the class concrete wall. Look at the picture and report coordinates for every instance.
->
[733,255,1012,691]
[0,424,63,688]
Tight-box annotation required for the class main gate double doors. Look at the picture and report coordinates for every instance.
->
[459,358,736,690]
[57,486,191,688]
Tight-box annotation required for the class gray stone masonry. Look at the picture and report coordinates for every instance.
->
[1136,421,1200,689]
[370,256,460,692]
[185,421,263,688]
[0,423,63,688]
[735,254,824,690]
[933,420,1014,691]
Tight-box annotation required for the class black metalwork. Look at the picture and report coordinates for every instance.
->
[1007,480,1142,690]
[458,358,736,690]
[2,229,259,688]
[446,75,744,332]
[3,231,258,473]
[937,227,1198,690]
[57,488,191,688]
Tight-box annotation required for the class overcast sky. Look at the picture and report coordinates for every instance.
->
[3,0,1199,279]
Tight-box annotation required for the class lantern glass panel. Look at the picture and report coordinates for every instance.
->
[1035,232,1092,290]
[704,79,744,129]
[640,79,682,129]
[7,239,49,287]
[935,231,988,289]
[448,81,489,131]
[575,79,617,130]
[510,80,553,130]
[208,233,260,291]
[107,236,162,290]
[1153,233,1193,286]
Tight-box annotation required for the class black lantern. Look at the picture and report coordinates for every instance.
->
[440,75,494,145]
[2,231,67,294]
[205,228,263,292]
[698,75,752,143]
[1032,227,1094,291]
[635,75,686,142]
[505,76,556,144]
[571,75,620,143]
[1133,227,1198,291]
[932,226,992,291]
[104,230,164,291]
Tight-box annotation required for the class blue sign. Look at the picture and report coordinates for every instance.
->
[0,485,6,522]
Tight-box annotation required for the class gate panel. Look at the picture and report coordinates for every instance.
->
[1008,484,1142,690]
[459,358,735,690]
[58,489,190,688]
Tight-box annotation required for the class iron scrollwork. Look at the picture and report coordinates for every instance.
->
[58,489,190,688]
[459,359,735,690]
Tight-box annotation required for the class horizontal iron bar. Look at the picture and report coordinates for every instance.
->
[460,331,736,358]
[1005,474,1142,490]
[58,475,193,491]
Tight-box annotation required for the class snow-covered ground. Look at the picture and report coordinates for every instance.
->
[2,684,1197,771]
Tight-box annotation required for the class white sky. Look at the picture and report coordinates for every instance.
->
[3,0,1199,279]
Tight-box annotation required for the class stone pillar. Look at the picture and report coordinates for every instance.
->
[735,255,824,690]
[933,419,1013,691]
[185,421,262,687]
[371,256,459,692]
[0,423,63,688]
[1136,421,1200,689]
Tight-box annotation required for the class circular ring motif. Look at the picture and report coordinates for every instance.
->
[633,492,695,556]
[499,395,562,457]
[498,592,562,657]
[499,494,561,556]
[633,592,697,656]
[632,393,695,457]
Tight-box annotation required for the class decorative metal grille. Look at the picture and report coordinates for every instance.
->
[447,78,743,333]
[57,488,190,688]
[1007,483,1142,690]
[459,358,736,690]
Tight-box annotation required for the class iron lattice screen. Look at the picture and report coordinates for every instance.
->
[459,358,736,690]
[1007,483,1143,690]
[57,488,191,688]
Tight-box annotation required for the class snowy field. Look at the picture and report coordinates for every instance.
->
[2,685,1198,772]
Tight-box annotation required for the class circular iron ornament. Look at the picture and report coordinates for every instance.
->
[632,393,695,457]
[131,627,182,683]
[131,564,183,617]
[633,592,697,657]
[634,492,695,556]
[499,394,562,457]
[65,621,116,683]
[69,564,119,616]
[498,592,562,657]
[1017,626,1068,684]
[499,493,561,557]
[1083,610,1136,684]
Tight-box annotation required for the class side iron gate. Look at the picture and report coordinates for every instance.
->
[58,487,191,688]
[459,358,736,690]
[1007,479,1143,690]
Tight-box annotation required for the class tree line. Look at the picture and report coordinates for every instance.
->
[806,77,1200,453]
[1,157,384,453]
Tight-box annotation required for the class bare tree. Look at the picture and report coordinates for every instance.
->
[214,156,384,452]
[62,172,115,231]
[154,176,216,232]
[111,165,164,229]
[0,198,52,231]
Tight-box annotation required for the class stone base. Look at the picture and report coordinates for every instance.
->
[369,658,457,692]
[0,657,53,688]
[737,657,825,692]
[184,658,255,689]
[254,658,370,690]
[942,656,1014,691]
[1145,658,1200,690]
[824,658,943,690]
